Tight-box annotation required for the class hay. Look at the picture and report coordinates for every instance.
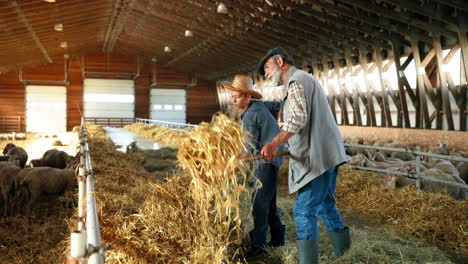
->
[335,166,468,255]
[124,123,188,147]
[88,114,252,263]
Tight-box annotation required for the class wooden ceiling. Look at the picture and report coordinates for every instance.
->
[0,0,466,80]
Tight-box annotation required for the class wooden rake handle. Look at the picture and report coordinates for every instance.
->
[245,151,291,161]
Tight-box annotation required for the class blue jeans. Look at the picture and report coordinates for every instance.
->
[293,165,345,240]
[250,163,283,247]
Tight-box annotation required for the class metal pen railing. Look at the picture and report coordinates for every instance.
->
[135,117,199,132]
[68,118,107,264]
[344,143,468,191]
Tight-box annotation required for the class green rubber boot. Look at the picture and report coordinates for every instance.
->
[328,227,351,257]
[296,239,318,264]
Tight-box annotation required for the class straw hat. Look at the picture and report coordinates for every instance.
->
[222,75,262,100]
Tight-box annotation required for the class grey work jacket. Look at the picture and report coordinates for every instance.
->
[284,67,347,193]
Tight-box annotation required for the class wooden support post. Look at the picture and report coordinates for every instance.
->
[433,35,455,130]
[410,38,431,129]
[391,40,411,128]
[374,43,393,127]
[359,48,377,126]
[322,59,337,122]
[345,53,362,126]
[333,56,349,125]
[457,31,468,131]
[459,32,468,85]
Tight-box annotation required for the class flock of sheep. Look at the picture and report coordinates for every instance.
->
[0,143,79,216]
[345,137,468,200]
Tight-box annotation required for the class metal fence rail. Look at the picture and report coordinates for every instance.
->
[343,143,468,190]
[135,117,199,132]
[68,118,106,264]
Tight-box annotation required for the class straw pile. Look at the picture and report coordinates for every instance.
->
[89,114,251,263]
[124,123,188,147]
[335,166,468,254]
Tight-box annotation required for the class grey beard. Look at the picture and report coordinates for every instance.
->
[269,69,281,87]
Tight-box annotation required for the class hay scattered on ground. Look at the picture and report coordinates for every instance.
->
[335,166,468,255]
[124,123,188,147]
[90,114,252,263]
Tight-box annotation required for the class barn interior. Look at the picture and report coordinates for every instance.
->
[0,0,467,264]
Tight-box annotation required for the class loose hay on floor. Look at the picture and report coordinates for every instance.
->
[89,114,253,263]
[335,166,468,255]
[124,123,188,147]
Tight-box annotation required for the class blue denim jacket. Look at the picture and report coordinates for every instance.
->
[241,100,285,168]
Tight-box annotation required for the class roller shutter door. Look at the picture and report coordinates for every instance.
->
[26,85,66,133]
[150,89,186,123]
[83,79,135,118]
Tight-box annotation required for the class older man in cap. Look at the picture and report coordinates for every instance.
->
[257,47,350,264]
[223,74,286,258]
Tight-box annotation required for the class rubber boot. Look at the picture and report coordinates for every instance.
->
[268,224,286,247]
[328,227,351,257]
[296,240,318,264]
[243,230,268,259]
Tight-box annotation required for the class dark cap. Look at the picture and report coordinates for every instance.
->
[257,47,296,76]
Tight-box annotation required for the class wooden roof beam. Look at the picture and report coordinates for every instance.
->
[338,0,458,39]
[10,0,52,63]
[103,0,136,52]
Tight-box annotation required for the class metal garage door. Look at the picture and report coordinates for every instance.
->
[26,85,67,133]
[84,79,135,118]
[150,89,186,123]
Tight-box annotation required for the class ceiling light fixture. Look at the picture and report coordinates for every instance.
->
[60,41,67,48]
[217,3,228,14]
[64,54,70,59]
[151,57,157,62]
[54,23,63,31]
[185,30,193,37]
[164,46,171,53]
[44,0,56,3]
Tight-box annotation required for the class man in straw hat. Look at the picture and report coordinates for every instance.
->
[257,47,350,264]
[223,74,286,258]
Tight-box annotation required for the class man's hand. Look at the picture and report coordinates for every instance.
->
[261,142,279,161]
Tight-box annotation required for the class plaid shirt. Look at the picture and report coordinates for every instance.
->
[283,81,307,134]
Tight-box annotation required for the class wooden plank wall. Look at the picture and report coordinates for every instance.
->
[0,52,220,131]
[0,71,25,131]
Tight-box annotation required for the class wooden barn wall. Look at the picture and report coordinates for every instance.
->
[0,71,25,131]
[187,80,220,124]
[0,52,219,131]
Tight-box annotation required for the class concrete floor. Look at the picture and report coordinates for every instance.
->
[104,127,167,152]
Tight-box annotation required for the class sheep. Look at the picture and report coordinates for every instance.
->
[433,161,460,178]
[420,169,466,200]
[0,165,22,216]
[29,159,43,168]
[373,138,393,147]
[18,167,76,215]
[2,143,28,168]
[345,137,365,156]
[42,149,71,169]
[429,140,449,155]
[365,149,386,162]
[348,153,398,170]
[390,151,415,161]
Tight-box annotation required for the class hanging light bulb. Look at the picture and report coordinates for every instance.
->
[54,23,63,31]
[217,3,228,14]
[185,30,193,37]
[64,54,70,59]
[60,42,67,48]
[44,0,56,3]
[164,46,171,53]
[151,57,157,62]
